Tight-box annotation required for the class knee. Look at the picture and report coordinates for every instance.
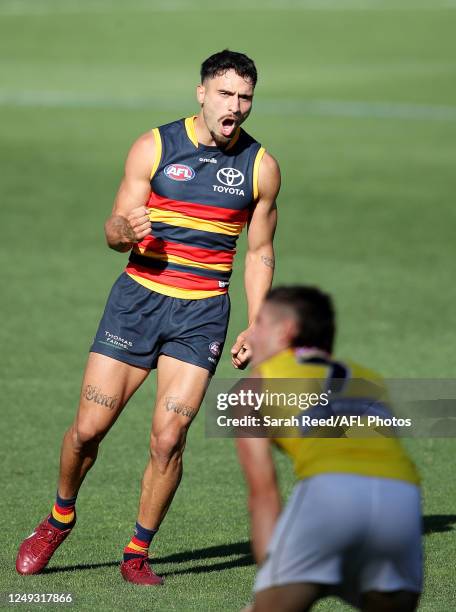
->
[69,423,103,454]
[150,428,186,472]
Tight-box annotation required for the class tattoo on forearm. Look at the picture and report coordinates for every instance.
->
[83,384,119,411]
[165,397,197,419]
[261,255,275,269]
[111,216,136,243]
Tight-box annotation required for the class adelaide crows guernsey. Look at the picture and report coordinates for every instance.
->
[257,349,420,485]
[126,115,265,299]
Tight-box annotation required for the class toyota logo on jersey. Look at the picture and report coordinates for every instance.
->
[216,167,245,187]
[165,164,196,181]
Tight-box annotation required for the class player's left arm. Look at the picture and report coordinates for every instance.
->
[236,434,281,565]
[231,152,280,369]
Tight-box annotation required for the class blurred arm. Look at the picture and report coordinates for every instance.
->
[104,131,155,252]
[236,435,281,564]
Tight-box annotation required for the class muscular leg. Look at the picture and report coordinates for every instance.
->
[58,352,149,498]
[136,355,211,529]
[16,353,150,575]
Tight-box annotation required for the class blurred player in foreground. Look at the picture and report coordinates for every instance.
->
[237,286,422,611]
[16,49,279,584]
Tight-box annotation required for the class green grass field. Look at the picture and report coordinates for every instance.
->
[1,0,456,610]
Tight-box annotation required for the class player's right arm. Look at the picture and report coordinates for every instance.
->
[104,131,155,252]
[236,433,281,564]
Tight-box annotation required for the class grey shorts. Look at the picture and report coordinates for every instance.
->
[254,473,422,605]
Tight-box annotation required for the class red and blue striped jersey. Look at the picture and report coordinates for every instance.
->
[126,115,265,299]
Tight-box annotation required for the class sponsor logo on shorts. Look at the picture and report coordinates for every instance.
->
[209,341,221,357]
[213,167,245,196]
[164,163,195,182]
[100,331,133,351]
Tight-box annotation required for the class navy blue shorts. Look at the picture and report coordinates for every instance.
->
[90,273,230,374]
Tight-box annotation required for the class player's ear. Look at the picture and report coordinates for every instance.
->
[196,84,205,105]
[282,317,299,346]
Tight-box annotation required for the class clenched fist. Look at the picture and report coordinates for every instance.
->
[105,207,152,252]
[231,329,253,370]
[124,206,152,242]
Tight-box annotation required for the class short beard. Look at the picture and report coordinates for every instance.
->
[209,129,230,149]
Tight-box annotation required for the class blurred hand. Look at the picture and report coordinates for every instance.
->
[231,329,252,369]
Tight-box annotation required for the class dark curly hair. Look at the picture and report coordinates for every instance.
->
[200,49,257,87]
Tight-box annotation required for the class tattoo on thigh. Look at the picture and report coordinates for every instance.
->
[165,397,197,419]
[83,384,119,411]
[261,255,275,269]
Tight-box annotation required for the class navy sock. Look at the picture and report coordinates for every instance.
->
[123,522,158,562]
[48,492,77,530]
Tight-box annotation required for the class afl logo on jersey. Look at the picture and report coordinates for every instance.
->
[164,164,195,182]
[216,167,245,187]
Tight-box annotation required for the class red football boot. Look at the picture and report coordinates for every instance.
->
[16,516,73,575]
[120,557,164,585]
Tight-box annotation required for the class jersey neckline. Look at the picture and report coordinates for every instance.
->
[184,116,241,152]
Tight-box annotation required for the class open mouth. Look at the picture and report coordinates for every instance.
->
[220,117,236,137]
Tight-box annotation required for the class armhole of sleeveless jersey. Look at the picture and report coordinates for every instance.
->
[150,127,162,180]
[253,146,266,203]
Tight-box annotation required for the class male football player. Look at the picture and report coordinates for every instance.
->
[237,286,422,611]
[16,49,280,585]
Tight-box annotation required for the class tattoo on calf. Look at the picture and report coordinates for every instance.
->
[261,255,275,269]
[83,384,119,411]
[165,397,197,419]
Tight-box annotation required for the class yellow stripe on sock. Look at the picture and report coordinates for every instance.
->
[127,540,148,553]
[52,506,75,524]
